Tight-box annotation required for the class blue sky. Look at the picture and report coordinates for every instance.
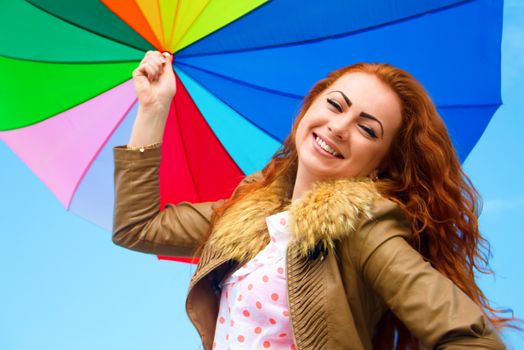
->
[1,1,523,349]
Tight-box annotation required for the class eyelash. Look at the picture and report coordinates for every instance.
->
[327,98,342,112]
[360,125,377,139]
[326,98,377,139]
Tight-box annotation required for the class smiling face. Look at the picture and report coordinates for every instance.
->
[293,72,403,194]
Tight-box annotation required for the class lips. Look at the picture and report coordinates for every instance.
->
[312,133,344,159]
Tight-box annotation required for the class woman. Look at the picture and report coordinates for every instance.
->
[112,51,513,349]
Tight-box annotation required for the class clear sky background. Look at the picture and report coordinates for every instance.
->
[1,1,523,349]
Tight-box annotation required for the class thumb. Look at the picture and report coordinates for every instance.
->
[161,52,174,74]
[159,52,176,97]
[162,51,173,62]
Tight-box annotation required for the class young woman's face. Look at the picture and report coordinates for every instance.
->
[295,72,402,182]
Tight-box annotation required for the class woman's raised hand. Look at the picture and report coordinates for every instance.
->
[127,51,175,147]
[132,51,176,111]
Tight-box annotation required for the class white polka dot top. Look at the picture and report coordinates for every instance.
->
[212,211,296,350]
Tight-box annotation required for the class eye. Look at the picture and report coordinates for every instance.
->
[327,98,342,112]
[359,125,377,139]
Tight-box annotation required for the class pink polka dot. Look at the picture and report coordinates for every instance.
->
[238,294,243,302]
[263,340,271,348]
[248,283,253,290]
[280,217,286,225]
[271,293,279,301]
[219,316,225,324]
[283,310,289,317]
[238,335,245,343]
[230,320,235,327]
[269,318,277,325]
[254,326,262,334]
[226,334,229,340]
[277,267,284,274]
[228,307,231,313]
[243,310,251,317]
[271,236,276,243]
[256,301,263,309]
[279,333,287,337]
[262,275,269,282]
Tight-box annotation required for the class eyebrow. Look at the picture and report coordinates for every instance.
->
[329,90,385,138]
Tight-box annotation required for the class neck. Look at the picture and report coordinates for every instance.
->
[292,164,318,203]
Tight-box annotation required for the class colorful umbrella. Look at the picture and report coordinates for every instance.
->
[0,0,503,263]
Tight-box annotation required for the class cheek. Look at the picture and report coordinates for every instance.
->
[364,143,392,169]
[295,117,312,143]
[352,140,385,165]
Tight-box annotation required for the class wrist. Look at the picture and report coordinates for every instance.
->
[126,142,162,152]
[138,101,170,118]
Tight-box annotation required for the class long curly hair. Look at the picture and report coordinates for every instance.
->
[199,63,518,348]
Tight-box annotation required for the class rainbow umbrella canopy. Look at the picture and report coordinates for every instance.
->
[0,0,502,263]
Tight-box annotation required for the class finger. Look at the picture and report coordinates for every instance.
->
[132,68,145,80]
[132,64,150,79]
[150,55,165,69]
[142,50,154,64]
[146,53,166,68]
[149,50,167,63]
[141,50,162,66]
[147,56,169,80]
[134,62,157,81]
[143,62,160,81]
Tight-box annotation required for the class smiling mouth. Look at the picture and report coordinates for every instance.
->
[312,133,344,159]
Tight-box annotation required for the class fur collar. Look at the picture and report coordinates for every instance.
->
[207,175,383,262]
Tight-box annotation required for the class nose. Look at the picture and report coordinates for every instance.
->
[327,115,351,140]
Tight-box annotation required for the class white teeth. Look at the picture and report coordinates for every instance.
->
[315,136,340,157]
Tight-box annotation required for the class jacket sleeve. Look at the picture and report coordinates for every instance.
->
[112,144,257,258]
[355,200,505,349]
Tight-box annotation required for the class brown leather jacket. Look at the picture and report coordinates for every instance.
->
[112,144,505,349]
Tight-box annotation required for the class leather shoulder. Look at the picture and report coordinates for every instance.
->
[347,197,412,271]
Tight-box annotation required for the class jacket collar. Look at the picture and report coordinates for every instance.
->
[206,175,383,262]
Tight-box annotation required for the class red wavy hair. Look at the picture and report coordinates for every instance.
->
[199,63,519,348]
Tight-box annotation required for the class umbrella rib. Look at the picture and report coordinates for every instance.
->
[167,0,182,50]
[173,82,245,200]
[26,0,152,55]
[0,55,142,65]
[176,62,302,99]
[438,103,501,109]
[172,97,202,200]
[155,0,166,48]
[175,63,294,143]
[172,0,213,52]
[177,0,474,59]
[66,97,139,209]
